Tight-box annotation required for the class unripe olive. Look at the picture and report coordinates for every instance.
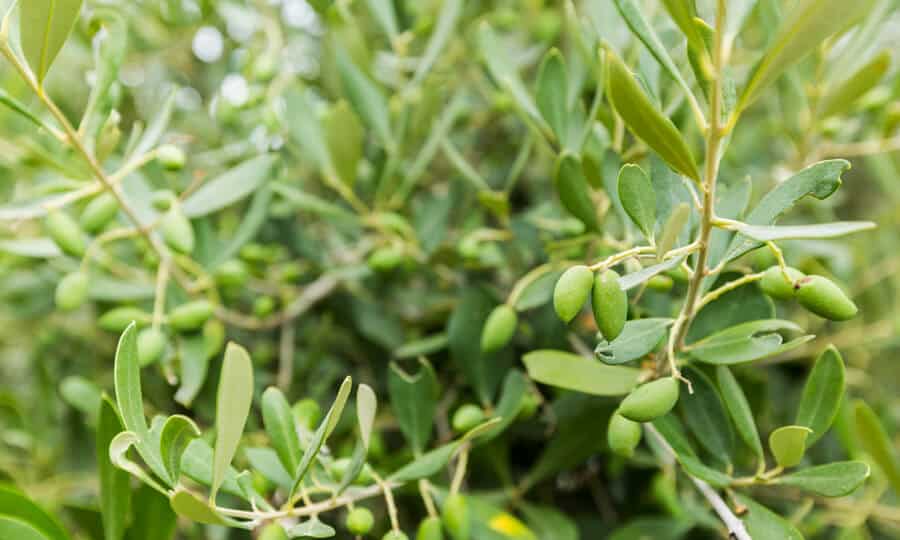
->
[215,259,249,287]
[99,307,150,332]
[592,269,627,341]
[607,413,642,458]
[151,190,176,212]
[442,494,470,540]
[452,404,485,433]
[293,398,323,431]
[157,144,186,170]
[79,192,119,232]
[416,516,444,540]
[258,523,289,540]
[368,245,405,271]
[55,271,89,311]
[383,532,409,540]
[137,327,167,367]
[203,319,226,357]
[646,274,674,292]
[796,275,858,321]
[517,391,541,420]
[346,507,375,535]
[254,296,277,317]
[167,300,213,331]
[160,206,195,254]
[240,242,269,263]
[44,210,87,257]
[618,377,680,422]
[760,266,805,301]
[252,470,272,495]
[480,304,517,352]
[553,265,594,323]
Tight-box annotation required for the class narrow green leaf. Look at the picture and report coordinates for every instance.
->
[287,518,336,538]
[126,89,176,163]
[617,163,657,239]
[554,152,599,231]
[477,369,529,443]
[245,447,293,489]
[595,318,672,365]
[180,439,248,500]
[855,400,900,495]
[734,494,803,540]
[819,51,891,119]
[522,350,640,396]
[0,517,53,540]
[618,256,686,291]
[211,343,254,502]
[605,48,700,181]
[181,155,277,217]
[796,346,845,446]
[0,238,62,258]
[657,202,691,259]
[335,46,393,149]
[126,485,176,540]
[738,0,877,112]
[393,333,448,359]
[410,0,463,86]
[289,377,353,497]
[689,319,812,365]
[322,102,363,188]
[476,22,544,126]
[262,387,302,475]
[159,414,200,483]
[363,0,398,40]
[0,484,70,540]
[769,425,812,468]
[680,367,734,463]
[724,159,850,261]
[388,358,439,454]
[388,419,500,483]
[732,221,875,242]
[613,0,702,102]
[776,461,870,497]
[169,489,225,525]
[356,383,377,449]
[174,334,211,407]
[0,89,53,131]
[19,0,84,83]
[716,367,764,460]
[97,397,130,540]
[536,49,569,143]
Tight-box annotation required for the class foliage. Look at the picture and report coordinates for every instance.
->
[1,0,900,539]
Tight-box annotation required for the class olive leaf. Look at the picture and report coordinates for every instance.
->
[795,346,845,446]
[210,343,254,502]
[769,425,812,468]
[97,397,130,540]
[388,419,501,483]
[536,48,569,145]
[688,319,813,365]
[732,220,875,242]
[604,48,700,182]
[159,414,200,485]
[181,155,278,218]
[389,358,439,455]
[289,377,353,497]
[818,51,891,119]
[262,387,302,475]
[522,350,640,396]
[659,0,705,52]
[618,256,686,291]
[169,489,226,526]
[554,153,599,231]
[855,400,900,494]
[334,384,378,496]
[0,485,70,540]
[734,494,803,540]
[775,461,870,497]
[617,163,657,240]
[679,367,734,463]
[323,101,363,189]
[19,0,84,84]
[595,318,672,365]
[737,0,877,113]
[335,45,393,149]
[716,367,764,461]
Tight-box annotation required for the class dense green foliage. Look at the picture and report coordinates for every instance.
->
[1,0,900,539]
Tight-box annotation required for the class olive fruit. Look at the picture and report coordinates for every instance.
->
[203,319,226,357]
[553,265,593,323]
[55,271,89,311]
[293,398,323,431]
[258,523,288,540]
[137,327,167,366]
[157,144,186,170]
[480,304,517,352]
[383,532,409,540]
[329,458,373,485]
[80,192,119,232]
[254,296,277,317]
[368,245,405,271]
[618,377,680,422]
[452,404,485,433]
[345,507,375,535]
[592,269,627,341]
[416,516,444,540]
[99,307,150,332]
[796,275,858,321]
[44,210,87,257]
[760,266,805,300]
[167,300,213,331]
[215,259,249,287]
[160,205,195,254]
[442,494,470,540]
[607,413,642,458]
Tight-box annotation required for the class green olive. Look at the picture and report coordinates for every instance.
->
[553,265,594,323]
[607,413,642,458]
[480,304,517,352]
[55,271,89,311]
[618,377,680,422]
[796,275,858,321]
[592,269,627,341]
[345,507,375,535]
[760,266,805,301]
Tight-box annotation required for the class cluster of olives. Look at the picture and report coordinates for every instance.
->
[760,266,858,321]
